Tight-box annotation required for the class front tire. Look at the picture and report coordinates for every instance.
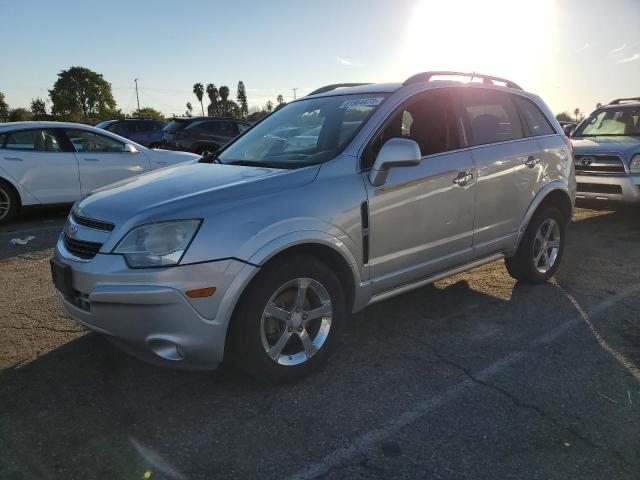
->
[505,205,566,284]
[228,255,346,383]
[0,180,19,225]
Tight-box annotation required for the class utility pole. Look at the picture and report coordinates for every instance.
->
[292,87,298,100]
[134,78,141,116]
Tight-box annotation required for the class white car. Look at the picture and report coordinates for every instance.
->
[0,122,199,223]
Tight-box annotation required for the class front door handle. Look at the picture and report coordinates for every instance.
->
[453,172,473,186]
[83,158,99,162]
[3,157,23,161]
[524,156,540,168]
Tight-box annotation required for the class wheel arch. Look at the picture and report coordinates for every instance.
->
[516,183,573,249]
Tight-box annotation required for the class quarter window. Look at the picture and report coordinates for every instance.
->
[66,129,126,153]
[458,89,524,146]
[512,96,555,136]
[1,129,62,151]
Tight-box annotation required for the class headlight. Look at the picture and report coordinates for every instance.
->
[113,220,201,268]
[630,154,640,173]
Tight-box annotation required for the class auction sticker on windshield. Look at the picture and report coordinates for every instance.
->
[339,97,384,109]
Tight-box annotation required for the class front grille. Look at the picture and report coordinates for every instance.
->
[63,234,102,259]
[71,211,114,232]
[577,183,623,194]
[575,154,626,174]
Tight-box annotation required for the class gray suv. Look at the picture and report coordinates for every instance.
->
[570,98,640,202]
[51,71,575,383]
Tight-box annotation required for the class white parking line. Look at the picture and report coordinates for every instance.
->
[286,285,640,480]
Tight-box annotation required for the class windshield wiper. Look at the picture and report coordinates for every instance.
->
[224,160,286,169]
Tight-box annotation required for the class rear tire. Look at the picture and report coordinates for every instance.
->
[505,205,566,284]
[0,180,19,225]
[228,255,346,383]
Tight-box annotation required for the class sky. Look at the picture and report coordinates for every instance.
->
[1,0,639,117]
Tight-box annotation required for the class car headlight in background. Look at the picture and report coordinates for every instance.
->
[113,220,201,268]
[630,154,640,173]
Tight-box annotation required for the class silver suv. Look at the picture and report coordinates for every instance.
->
[570,97,640,202]
[51,71,576,383]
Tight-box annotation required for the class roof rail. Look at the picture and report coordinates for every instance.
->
[402,71,523,90]
[608,97,640,105]
[307,83,372,96]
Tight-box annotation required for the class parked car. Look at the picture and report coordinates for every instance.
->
[570,97,640,203]
[0,122,199,223]
[161,117,250,154]
[51,72,575,383]
[96,118,165,148]
[558,121,577,136]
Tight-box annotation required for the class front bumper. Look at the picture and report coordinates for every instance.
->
[575,174,640,203]
[53,236,259,369]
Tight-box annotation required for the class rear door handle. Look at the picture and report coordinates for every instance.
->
[83,158,99,162]
[155,161,166,166]
[3,156,23,161]
[524,156,540,168]
[453,172,473,186]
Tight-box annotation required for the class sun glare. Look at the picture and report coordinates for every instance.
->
[387,0,557,87]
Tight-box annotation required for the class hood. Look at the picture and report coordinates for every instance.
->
[571,136,640,160]
[76,162,320,225]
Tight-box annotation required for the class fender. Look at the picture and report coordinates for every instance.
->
[0,167,41,206]
[247,230,370,312]
[515,179,572,249]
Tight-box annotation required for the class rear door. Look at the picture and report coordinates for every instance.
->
[457,87,540,257]
[363,88,477,294]
[64,129,150,196]
[0,128,80,203]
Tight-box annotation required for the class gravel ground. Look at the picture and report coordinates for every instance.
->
[0,204,638,479]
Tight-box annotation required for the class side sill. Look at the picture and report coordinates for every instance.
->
[367,253,505,306]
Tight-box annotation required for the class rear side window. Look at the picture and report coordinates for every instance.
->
[458,89,524,146]
[512,96,555,136]
[1,129,62,151]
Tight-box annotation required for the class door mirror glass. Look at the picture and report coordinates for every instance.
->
[369,138,421,186]
[124,143,139,154]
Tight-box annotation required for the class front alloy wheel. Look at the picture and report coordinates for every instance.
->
[532,218,561,274]
[229,255,345,383]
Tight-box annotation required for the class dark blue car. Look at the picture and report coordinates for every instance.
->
[96,119,165,148]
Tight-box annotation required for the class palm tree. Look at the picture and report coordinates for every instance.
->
[219,86,230,116]
[573,107,581,122]
[193,83,205,116]
[206,83,219,116]
[185,102,193,117]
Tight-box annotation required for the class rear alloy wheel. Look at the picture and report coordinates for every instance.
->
[0,182,18,225]
[229,255,345,383]
[505,205,566,284]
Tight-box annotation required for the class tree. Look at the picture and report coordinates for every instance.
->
[573,108,581,122]
[555,112,573,123]
[49,66,116,121]
[265,100,273,112]
[186,102,193,117]
[219,86,230,114]
[206,83,219,116]
[9,108,32,122]
[275,94,287,110]
[596,102,603,109]
[133,107,163,120]
[30,98,47,119]
[193,83,205,116]
[0,91,8,117]
[237,81,248,118]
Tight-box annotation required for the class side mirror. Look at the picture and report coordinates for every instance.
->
[369,138,421,186]
[563,124,576,137]
[123,143,139,154]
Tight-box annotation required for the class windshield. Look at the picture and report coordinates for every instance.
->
[217,94,388,168]
[164,120,189,133]
[573,107,640,137]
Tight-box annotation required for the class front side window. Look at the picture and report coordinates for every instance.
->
[458,88,524,146]
[512,96,555,136]
[218,94,387,168]
[66,129,126,153]
[363,90,460,168]
[1,129,62,151]
[573,107,640,137]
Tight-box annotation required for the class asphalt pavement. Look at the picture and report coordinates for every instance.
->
[0,204,638,479]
